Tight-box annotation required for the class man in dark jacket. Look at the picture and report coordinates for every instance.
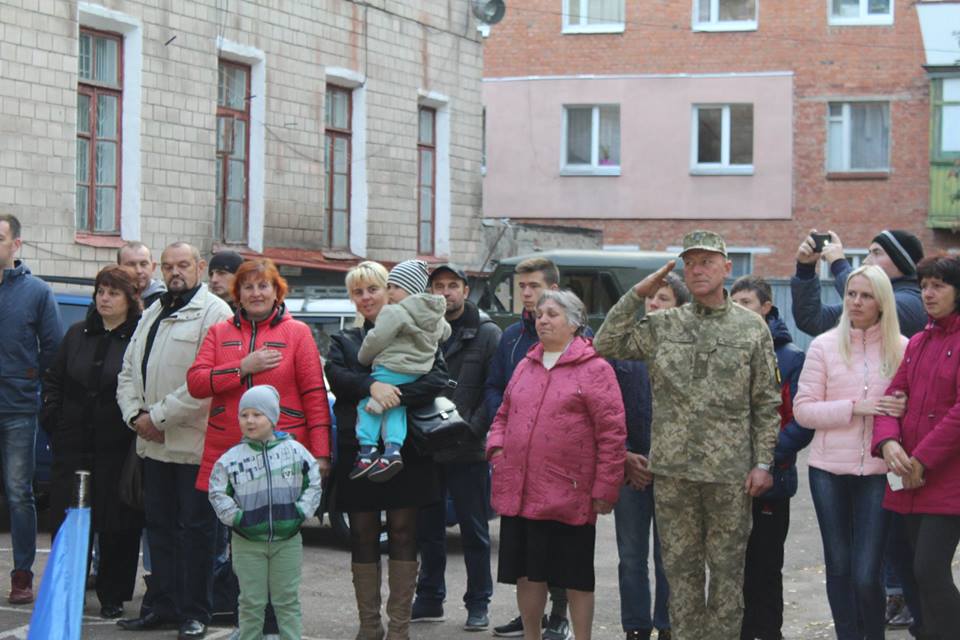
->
[0,214,63,604]
[732,276,810,640]
[791,229,925,338]
[483,257,574,640]
[412,265,501,631]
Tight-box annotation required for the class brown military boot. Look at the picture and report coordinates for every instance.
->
[352,562,385,640]
[9,570,33,604]
[385,560,418,640]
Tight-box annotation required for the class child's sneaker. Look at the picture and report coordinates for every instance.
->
[368,443,403,483]
[349,446,380,480]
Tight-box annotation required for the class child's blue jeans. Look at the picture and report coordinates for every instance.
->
[356,365,420,447]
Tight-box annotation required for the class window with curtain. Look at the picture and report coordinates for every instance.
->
[417,107,436,255]
[827,102,890,172]
[324,86,352,249]
[77,29,122,234]
[215,60,250,244]
[563,0,625,31]
[694,0,757,28]
[563,105,620,174]
[692,104,753,172]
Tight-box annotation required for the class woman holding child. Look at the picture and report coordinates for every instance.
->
[326,260,450,640]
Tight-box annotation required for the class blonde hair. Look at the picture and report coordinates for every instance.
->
[345,261,389,327]
[837,265,904,378]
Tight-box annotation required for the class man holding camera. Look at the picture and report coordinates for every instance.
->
[790,228,925,339]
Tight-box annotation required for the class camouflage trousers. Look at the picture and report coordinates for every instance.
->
[654,476,752,640]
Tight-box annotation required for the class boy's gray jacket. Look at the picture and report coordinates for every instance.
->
[358,293,451,374]
[208,432,322,542]
[116,284,232,464]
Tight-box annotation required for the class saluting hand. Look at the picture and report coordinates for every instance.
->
[632,261,677,300]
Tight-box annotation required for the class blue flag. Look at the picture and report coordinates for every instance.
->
[28,507,91,640]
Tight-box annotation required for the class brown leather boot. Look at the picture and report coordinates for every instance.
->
[385,560,418,640]
[8,570,33,605]
[352,562,385,640]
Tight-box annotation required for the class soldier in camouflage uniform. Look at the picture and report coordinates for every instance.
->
[594,230,781,640]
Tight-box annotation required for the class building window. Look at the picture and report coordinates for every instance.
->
[693,0,757,31]
[562,105,621,176]
[562,0,625,33]
[826,102,889,173]
[727,251,754,278]
[933,78,960,160]
[216,60,250,244]
[324,86,352,249]
[829,0,893,25]
[691,104,754,174]
[77,29,122,234]
[418,106,436,255]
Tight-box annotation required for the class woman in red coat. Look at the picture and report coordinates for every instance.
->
[187,258,332,491]
[487,289,626,640]
[872,255,960,639]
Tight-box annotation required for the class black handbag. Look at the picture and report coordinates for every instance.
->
[407,396,472,455]
[118,438,144,511]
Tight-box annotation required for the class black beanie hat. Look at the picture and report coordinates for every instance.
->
[872,230,923,277]
[208,251,245,275]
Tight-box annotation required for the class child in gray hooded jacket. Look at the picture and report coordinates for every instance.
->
[352,259,451,482]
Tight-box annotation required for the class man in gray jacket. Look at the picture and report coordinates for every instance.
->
[411,265,501,631]
[116,242,231,639]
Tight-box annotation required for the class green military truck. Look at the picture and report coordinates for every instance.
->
[472,249,678,331]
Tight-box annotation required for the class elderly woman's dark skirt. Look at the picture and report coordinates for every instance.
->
[497,515,597,592]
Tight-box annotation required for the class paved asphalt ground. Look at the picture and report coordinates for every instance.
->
[0,451,951,639]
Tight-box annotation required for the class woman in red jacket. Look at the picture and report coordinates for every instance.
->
[487,289,626,640]
[873,255,960,639]
[187,258,332,491]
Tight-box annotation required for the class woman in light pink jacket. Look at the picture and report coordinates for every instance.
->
[794,265,908,640]
[487,290,626,640]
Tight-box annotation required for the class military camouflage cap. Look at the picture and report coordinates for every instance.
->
[679,230,727,257]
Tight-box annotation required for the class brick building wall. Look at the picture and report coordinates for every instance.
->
[483,0,955,277]
[0,0,485,279]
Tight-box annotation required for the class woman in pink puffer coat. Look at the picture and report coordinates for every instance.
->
[487,290,625,640]
[794,265,908,640]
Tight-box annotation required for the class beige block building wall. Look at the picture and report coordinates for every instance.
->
[0,0,485,278]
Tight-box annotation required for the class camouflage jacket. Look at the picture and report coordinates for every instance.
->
[594,289,781,483]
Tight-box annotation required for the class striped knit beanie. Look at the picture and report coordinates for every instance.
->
[872,230,923,277]
[387,259,429,296]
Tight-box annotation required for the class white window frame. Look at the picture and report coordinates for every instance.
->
[562,0,626,34]
[690,104,754,176]
[827,0,893,26]
[560,105,621,177]
[325,67,368,257]
[692,0,759,32]
[217,37,265,253]
[78,3,142,241]
[417,90,451,257]
[826,101,890,173]
[821,249,868,280]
